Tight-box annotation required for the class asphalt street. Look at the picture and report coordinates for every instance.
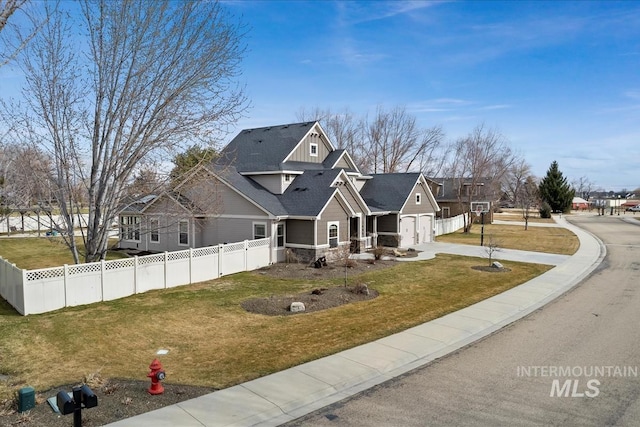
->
[286,215,640,427]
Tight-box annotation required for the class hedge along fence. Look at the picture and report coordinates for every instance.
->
[0,238,271,315]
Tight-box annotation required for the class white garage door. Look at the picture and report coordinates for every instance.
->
[420,215,433,243]
[400,216,416,247]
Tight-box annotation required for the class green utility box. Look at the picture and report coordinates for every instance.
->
[18,386,35,412]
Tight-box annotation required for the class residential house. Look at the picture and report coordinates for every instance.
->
[428,177,498,222]
[571,197,590,211]
[119,121,440,263]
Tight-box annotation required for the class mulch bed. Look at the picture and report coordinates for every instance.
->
[0,378,215,427]
[241,284,379,316]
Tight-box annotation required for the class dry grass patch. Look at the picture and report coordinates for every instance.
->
[0,237,127,269]
[0,255,550,399]
[437,223,578,255]
[493,208,554,223]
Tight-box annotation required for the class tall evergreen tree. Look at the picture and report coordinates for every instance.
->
[170,145,218,184]
[538,161,574,213]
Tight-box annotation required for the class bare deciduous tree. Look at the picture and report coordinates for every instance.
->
[572,175,594,202]
[0,143,53,232]
[365,105,444,174]
[519,175,539,230]
[1,0,248,263]
[504,158,531,207]
[299,105,445,176]
[484,234,501,265]
[447,124,516,233]
[0,0,48,67]
[0,0,25,33]
[128,166,165,199]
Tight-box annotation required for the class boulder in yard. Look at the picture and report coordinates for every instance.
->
[290,302,306,312]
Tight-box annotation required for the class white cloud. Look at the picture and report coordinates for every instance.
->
[480,104,512,111]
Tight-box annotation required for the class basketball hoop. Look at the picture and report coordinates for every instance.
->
[471,201,489,216]
[470,201,490,247]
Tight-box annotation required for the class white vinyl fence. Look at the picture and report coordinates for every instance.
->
[434,213,467,236]
[0,238,271,316]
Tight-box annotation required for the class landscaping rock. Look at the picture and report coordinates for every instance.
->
[492,261,504,269]
[290,301,306,312]
[352,283,370,295]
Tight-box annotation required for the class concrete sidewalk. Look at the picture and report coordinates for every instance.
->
[106,216,605,427]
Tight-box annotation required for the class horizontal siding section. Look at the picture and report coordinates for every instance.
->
[250,174,282,194]
[287,219,315,245]
[318,197,350,245]
[377,214,398,232]
[201,217,270,245]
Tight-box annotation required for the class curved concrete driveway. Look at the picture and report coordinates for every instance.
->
[106,215,604,427]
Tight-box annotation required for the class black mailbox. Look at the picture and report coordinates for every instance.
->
[56,391,75,415]
[57,384,99,426]
[80,385,98,409]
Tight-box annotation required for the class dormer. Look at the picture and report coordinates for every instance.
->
[283,122,334,165]
[248,170,302,195]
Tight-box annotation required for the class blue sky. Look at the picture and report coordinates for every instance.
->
[225,0,640,192]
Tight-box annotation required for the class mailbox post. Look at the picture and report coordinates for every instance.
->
[56,384,98,427]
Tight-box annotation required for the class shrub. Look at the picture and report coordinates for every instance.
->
[539,202,552,218]
[372,245,386,260]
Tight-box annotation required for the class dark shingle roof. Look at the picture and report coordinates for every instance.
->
[359,173,421,212]
[119,195,158,214]
[279,169,342,217]
[217,122,316,172]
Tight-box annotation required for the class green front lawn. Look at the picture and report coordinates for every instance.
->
[0,254,551,399]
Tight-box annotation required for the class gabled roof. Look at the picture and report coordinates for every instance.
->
[119,192,204,216]
[119,194,158,214]
[359,173,423,212]
[279,169,343,217]
[322,149,359,173]
[217,121,320,173]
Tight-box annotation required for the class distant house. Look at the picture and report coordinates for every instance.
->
[428,177,497,223]
[571,197,590,210]
[118,121,440,263]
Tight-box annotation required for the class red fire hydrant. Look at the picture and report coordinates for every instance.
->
[147,358,166,395]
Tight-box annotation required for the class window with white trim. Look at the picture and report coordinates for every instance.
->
[416,193,422,205]
[120,216,140,241]
[253,223,266,239]
[310,143,318,157]
[150,218,159,243]
[328,222,339,248]
[276,223,285,247]
[284,173,292,182]
[179,220,189,245]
